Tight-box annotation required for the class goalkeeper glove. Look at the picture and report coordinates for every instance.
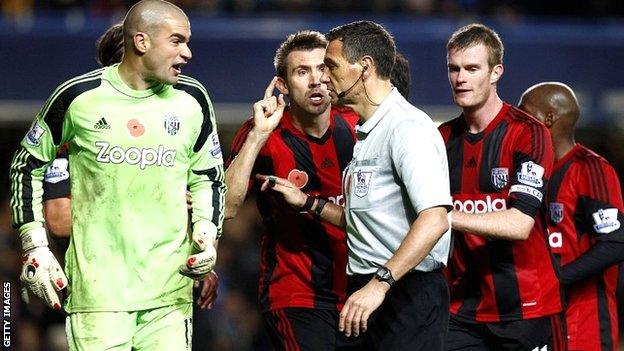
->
[179,221,217,280]
[19,226,68,310]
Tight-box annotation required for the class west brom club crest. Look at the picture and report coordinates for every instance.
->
[549,202,564,224]
[163,115,180,136]
[491,167,509,190]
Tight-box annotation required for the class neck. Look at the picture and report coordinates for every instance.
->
[463,93,503,133]
[289,104,331,138]
[118,59,156,91]
[353,79,392,122]
[552,131,576,161]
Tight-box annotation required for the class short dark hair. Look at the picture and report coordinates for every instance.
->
[391,52,410,99]
[274,31,327,78]
[96,23,124,67]
[326,21,396,79]
[446,23,504,69]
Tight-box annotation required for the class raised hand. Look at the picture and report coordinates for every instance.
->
[252,77,286,136]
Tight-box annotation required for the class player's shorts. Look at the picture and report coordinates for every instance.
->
[66,303,192,351]
[263,307,358,351]
[345,269,450,351]
[446,313,566,351]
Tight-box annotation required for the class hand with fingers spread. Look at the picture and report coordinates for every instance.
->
[252,76,287,137]
[339,279,389,337]
[255,174,308,209]
[196,271,219,309]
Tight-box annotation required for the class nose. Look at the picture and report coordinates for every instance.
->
[310,68,322,87]
[181,43,192,61]
[455,68,467,85]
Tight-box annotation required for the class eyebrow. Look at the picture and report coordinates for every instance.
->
[170,33,189,42]
[324,57,337,66]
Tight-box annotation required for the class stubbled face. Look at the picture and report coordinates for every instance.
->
[447,43,500,110]
[283,48,331,116]
[321,40,362,106]
[143,14,192,85]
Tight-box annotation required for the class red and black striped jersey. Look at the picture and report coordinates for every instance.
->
[546,144,623,350]
[439,103,562,322]
[228,106,358,312]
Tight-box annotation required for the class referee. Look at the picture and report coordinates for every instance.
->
[259,20,453,350]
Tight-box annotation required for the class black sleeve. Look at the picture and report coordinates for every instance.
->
[42,157,70,200]
[560,240,624,286]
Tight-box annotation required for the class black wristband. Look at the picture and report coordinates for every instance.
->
[301,196,316,211]
[313,198,327,216]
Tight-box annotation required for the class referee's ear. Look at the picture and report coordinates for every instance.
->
[275,76,289,95]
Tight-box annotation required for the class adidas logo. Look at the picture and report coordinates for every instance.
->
[467,157,477,168]
[321,157,335,169]
[94,118,111,130]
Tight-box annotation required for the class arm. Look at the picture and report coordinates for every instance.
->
[43,156,72,238]
[560,161,624,285]
[179,79,226,280]
[452,124,554,241]
[255,174,346,228]
[452,208,534,240]
[44,198,71,238]
[225,77,285,220]
[10,84,74,309]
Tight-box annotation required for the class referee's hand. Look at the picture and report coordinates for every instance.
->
[339,279,390,337]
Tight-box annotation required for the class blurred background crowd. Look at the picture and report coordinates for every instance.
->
[1,1,623,350]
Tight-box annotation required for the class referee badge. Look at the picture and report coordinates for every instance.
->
[549,202,564,224]
[354,170,372,198]
[490,167,509,190]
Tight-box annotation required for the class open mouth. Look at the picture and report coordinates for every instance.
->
[309,92,324,104]
[172,64,182,74]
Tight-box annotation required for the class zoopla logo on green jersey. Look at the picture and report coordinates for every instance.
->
[95,141,176,169]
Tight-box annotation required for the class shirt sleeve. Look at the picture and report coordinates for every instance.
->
[10,82,75,234]
[185,81,227,239]
[389,119,453,214]
[559,158,624,285]
[508,123,554,217]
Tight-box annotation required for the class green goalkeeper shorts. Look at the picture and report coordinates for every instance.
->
[66,303,192,351]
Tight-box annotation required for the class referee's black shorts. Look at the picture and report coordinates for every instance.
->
[263,307,359,351]
[345,269,450,351]
[446,313,567,351]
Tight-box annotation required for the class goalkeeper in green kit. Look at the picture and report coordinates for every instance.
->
[9,0,226,349]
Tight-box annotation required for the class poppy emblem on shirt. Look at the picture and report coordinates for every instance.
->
[288,169,309,189]
[549,202,564,224]
[163,115,180,136]
[127,119,145,138]
[490,167,509,190]
[354,170,372,198]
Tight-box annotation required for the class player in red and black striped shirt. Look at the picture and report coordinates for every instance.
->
[224,31,359,351]
[440,24,564,350]
[520,82,624,351]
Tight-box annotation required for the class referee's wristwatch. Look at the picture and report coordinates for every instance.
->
[374,266,395,287]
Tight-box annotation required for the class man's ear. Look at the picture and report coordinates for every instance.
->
[490,64,504,84]
[275,77,288,95]
[544,111,556,127]
[360,56,374,78]
[134,32,149,54]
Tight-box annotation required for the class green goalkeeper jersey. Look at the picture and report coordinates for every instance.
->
[10,65,226,312]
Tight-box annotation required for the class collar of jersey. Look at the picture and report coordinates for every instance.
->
[106,64,166,98]
[355,87,398,136]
